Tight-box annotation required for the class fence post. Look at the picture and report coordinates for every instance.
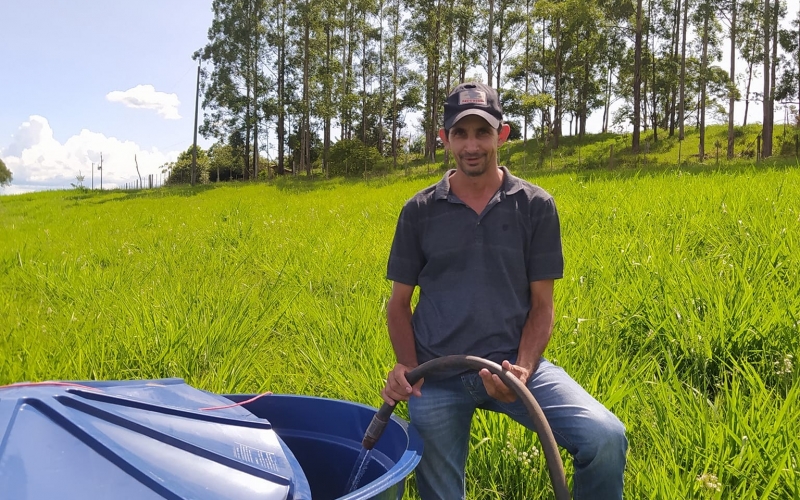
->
[756,135,761,164]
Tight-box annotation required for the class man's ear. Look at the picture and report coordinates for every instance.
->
[438,128,449,148]
[498,124,511,145]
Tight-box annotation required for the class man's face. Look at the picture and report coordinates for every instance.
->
[441,115,503,178]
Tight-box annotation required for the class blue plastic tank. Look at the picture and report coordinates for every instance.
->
[224,393,423,500]
[0,379,422,500]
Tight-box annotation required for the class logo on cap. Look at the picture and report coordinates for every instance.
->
[458,90,487,106]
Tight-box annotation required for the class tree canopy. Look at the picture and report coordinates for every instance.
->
[194,0,798,177]
[0,158,12,187]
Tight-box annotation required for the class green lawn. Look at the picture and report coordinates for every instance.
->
[1,163,798,498]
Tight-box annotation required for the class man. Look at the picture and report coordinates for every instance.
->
[382,82,628,499]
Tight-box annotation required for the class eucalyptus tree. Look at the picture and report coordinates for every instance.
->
[376,0,386,156]
[633,0,644,151]
[678,0,692,140]
[355,0,379,153]
[505,0,540,142]
[386,0,406,165]
[572,0,610,137]
[775,8,800,117]
[665,0,683,135]
[762,0,784,158]
[287,0,326,175]
[452,0,480,82]
[407,0,446,162]
[339,0,360,141]
[718,0,739,158]
[532,0,566,147]
[198,0,269,179]
[484,0,526,89]
[316,0,344,176]
[265,0,290,174]
[763,0,773,157]
[737,0,763,126]
[693,0,723,159]
[645,0,684,141]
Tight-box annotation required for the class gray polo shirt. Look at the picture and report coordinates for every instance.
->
[387,167,564,366]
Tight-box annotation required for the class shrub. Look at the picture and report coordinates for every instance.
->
[328,139,382,177]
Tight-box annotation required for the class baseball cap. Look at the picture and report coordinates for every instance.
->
[443,82,503,130]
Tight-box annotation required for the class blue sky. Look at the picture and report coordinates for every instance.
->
[1,1,214,194]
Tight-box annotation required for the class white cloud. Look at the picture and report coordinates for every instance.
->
[0,115,179,194]
[106,84,181,120]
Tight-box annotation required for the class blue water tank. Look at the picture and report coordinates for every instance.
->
[225,394,423,500]
[0,379,311,500]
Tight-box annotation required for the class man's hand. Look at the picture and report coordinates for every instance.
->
[381,363,423,406]
[479,360,534,403]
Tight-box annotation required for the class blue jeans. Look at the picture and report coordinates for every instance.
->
[408,359,627,499]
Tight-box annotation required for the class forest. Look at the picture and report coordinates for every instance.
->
[179,0,800,180]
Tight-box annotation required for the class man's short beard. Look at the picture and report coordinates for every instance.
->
[459,156,488,177]
[462,165,487,177]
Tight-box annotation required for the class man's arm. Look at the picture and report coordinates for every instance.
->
[516,279,555,375]
[381,281,423,405]
[479,279,555,402]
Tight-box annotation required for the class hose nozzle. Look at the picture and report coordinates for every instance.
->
[361,402,394,449]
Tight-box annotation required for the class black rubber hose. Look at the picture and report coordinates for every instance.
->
[361,355,571,500]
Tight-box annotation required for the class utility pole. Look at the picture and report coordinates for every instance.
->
[98,153,103,190]
[91,162,94,190]
[192,62,200,186]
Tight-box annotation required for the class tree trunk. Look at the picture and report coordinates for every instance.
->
[303,10,311,176]
[669,0,681,136]
[699,13,709,160]
[679,0,689,140]
[643,0,650,133]
[324,17,332,177]
[277,0,286,175]
[524,0,531,144]
[495,3,504,90]
[580,58,588,137]
[650,0,658,143]
[633,0,643,152]
[742,6,761,127]
[245,83,251,180]
[487,0,494,87]
[362,6,368,153]
[554,18,562,148]
[603,66,612,133]
[253,13,259,181]
[762,0,773,158]
[769,0,778,151]
[727,0,737,159]
[377,0,384,156]
[391,0,399,169]
[445,0,454,168]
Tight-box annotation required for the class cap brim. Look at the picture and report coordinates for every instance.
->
[444,109,501,130]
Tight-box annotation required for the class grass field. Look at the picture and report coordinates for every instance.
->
[1,162,798,498]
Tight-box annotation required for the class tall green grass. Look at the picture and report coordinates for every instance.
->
[1,165,798,498]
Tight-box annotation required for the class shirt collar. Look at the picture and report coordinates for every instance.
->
[435,166,523,200]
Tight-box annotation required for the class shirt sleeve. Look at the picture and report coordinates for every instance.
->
[527,196,564,282]
[386,202,425,286]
